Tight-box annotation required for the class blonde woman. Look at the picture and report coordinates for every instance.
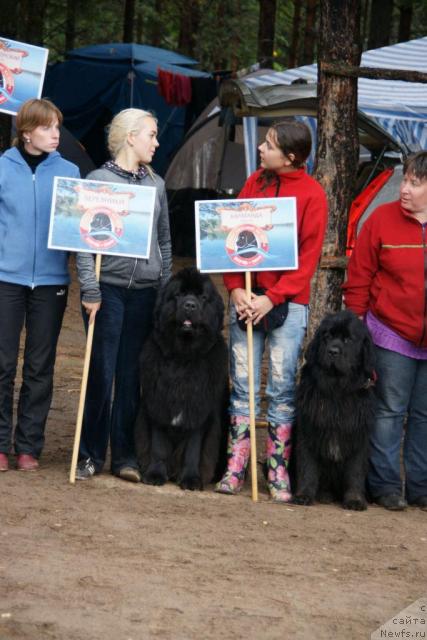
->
[75,109,172,482]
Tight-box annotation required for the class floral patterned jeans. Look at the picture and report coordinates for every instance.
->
[229,302,308,425]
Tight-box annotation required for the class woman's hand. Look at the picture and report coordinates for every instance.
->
[250,293,274,325]
[82,300,101,325]
[230,288,253,321]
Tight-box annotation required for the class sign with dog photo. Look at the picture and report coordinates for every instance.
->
[0,37,48,115]
[48,177,156,258]
[195,197,298,273]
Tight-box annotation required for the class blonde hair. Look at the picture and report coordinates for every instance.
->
[15,98,63,145]
[107,108,157,176]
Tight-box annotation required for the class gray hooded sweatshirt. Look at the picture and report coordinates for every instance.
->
[76,165,172,303]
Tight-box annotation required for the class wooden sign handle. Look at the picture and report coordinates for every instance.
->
[69,253,102,484]
[245,271,258,502]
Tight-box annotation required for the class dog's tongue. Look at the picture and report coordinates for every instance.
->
[183,319,192,327]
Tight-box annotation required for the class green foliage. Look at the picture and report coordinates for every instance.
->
[272,0,296,68]
[43,0,125,60]
[3,0,427,69]
[408,0,427,39]
[195,0,259,70]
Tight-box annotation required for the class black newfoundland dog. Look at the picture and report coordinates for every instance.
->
[135,267,228,490]
[293,310,375,510]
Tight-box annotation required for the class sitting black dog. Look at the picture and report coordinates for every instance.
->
[135,267,228,490]
[293,310,375,510]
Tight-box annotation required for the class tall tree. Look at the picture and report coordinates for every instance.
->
[367,0,394,49]
[257,0,277,68]
[0,0,18,38]
[229,0,242,72]
[25,0,47,45]
[310,0,362,330]
[288,0,302,67]
[360,0,370,47]
[398,0,413,42]
[302,0,318,64]
[65,0,78,52]
[123,0,136,42]
[0,0,19,151]
[178,0,201,57]
[147,0,164,46]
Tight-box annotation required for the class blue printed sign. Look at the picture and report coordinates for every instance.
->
[48,177,156,258]
[195,197,298,273]
[0,38,48,115]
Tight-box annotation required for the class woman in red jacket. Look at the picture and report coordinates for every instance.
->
[343,151,427,511]
[215,118,327,502]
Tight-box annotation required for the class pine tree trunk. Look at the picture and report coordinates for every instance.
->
[367,0,393,49]
[178,0,201,58]
[302,0,318,64]
[309,0,362,335]
[17,0,29,41]
[65,0,77,52]
[257,0,277,68]
[149,0,163,46]
[361,0,370,47]
[0,0,18,151]
[230,0,242,72]
[212,0,228,69]
[398,0,413,43]
[288,0,301,68]
[123,0,136,43]
[25,0,47,45]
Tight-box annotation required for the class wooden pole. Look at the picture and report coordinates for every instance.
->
[245,271,258,502]
[69,254,102,484]
[320,61,427,84]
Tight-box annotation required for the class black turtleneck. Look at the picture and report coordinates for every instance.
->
[17,142,49,174]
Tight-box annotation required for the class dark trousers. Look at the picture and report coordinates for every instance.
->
[0,282,68,457]
[79,283,156,474]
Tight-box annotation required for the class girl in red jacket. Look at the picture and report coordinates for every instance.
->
[215,118,327,502]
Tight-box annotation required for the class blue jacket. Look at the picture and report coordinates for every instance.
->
[0,146,80,287]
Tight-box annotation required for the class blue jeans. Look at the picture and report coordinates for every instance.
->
[369,346,427,502]
[229,302,307,425]
[79,283,157,474]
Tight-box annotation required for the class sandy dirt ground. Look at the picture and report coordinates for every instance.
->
[1,258,426,640]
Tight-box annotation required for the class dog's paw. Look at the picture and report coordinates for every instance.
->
[292,494,314,506]
[142,470,167,486]
[342,495,367,511]
[179,475,203,491]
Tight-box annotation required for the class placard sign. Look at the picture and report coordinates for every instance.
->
[0,37,48,115]
[48,177,156,258]
[195,197,298,273]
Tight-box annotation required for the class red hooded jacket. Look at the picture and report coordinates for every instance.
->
[223,168,328,305]
[343,200,427,347]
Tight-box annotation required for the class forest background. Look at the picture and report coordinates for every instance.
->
[1,0,427,72]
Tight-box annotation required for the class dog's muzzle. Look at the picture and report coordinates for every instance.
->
[178,294,201,331]
[327,343,342,359]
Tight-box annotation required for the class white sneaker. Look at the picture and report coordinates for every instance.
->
[76,458,96,480]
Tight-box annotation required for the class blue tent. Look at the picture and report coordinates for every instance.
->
[43,43,211,174]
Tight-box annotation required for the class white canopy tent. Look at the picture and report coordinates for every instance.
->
[238,36,427,170]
